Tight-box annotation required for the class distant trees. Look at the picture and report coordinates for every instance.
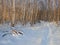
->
[0,0,60,25]
[0,0,3,23]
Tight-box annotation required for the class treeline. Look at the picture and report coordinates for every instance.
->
[0,0,60,25]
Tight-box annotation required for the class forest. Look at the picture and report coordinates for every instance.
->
[0,0,60,26]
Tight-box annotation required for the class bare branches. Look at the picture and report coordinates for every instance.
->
[0,0,60,25]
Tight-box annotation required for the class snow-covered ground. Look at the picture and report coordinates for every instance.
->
[0,21,60,45]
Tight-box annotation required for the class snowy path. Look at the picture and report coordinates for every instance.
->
[0,22,60,45]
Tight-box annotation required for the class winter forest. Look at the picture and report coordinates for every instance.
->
[0,0,60,26]
[0,0,60,45]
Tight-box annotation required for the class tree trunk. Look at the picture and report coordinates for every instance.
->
[11,0,15,27]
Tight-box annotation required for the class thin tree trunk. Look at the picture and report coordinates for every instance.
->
[53,0,56,22]
[11,0,15,27]
[3,0,6,23]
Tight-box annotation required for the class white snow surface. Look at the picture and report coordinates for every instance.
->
[0,21,60,45]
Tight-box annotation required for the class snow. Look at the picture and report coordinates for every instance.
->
[0,21,60,45]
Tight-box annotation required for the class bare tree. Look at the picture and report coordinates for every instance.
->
[2,0,7,23]
[11,0,15,27]
[57,0,60,23]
